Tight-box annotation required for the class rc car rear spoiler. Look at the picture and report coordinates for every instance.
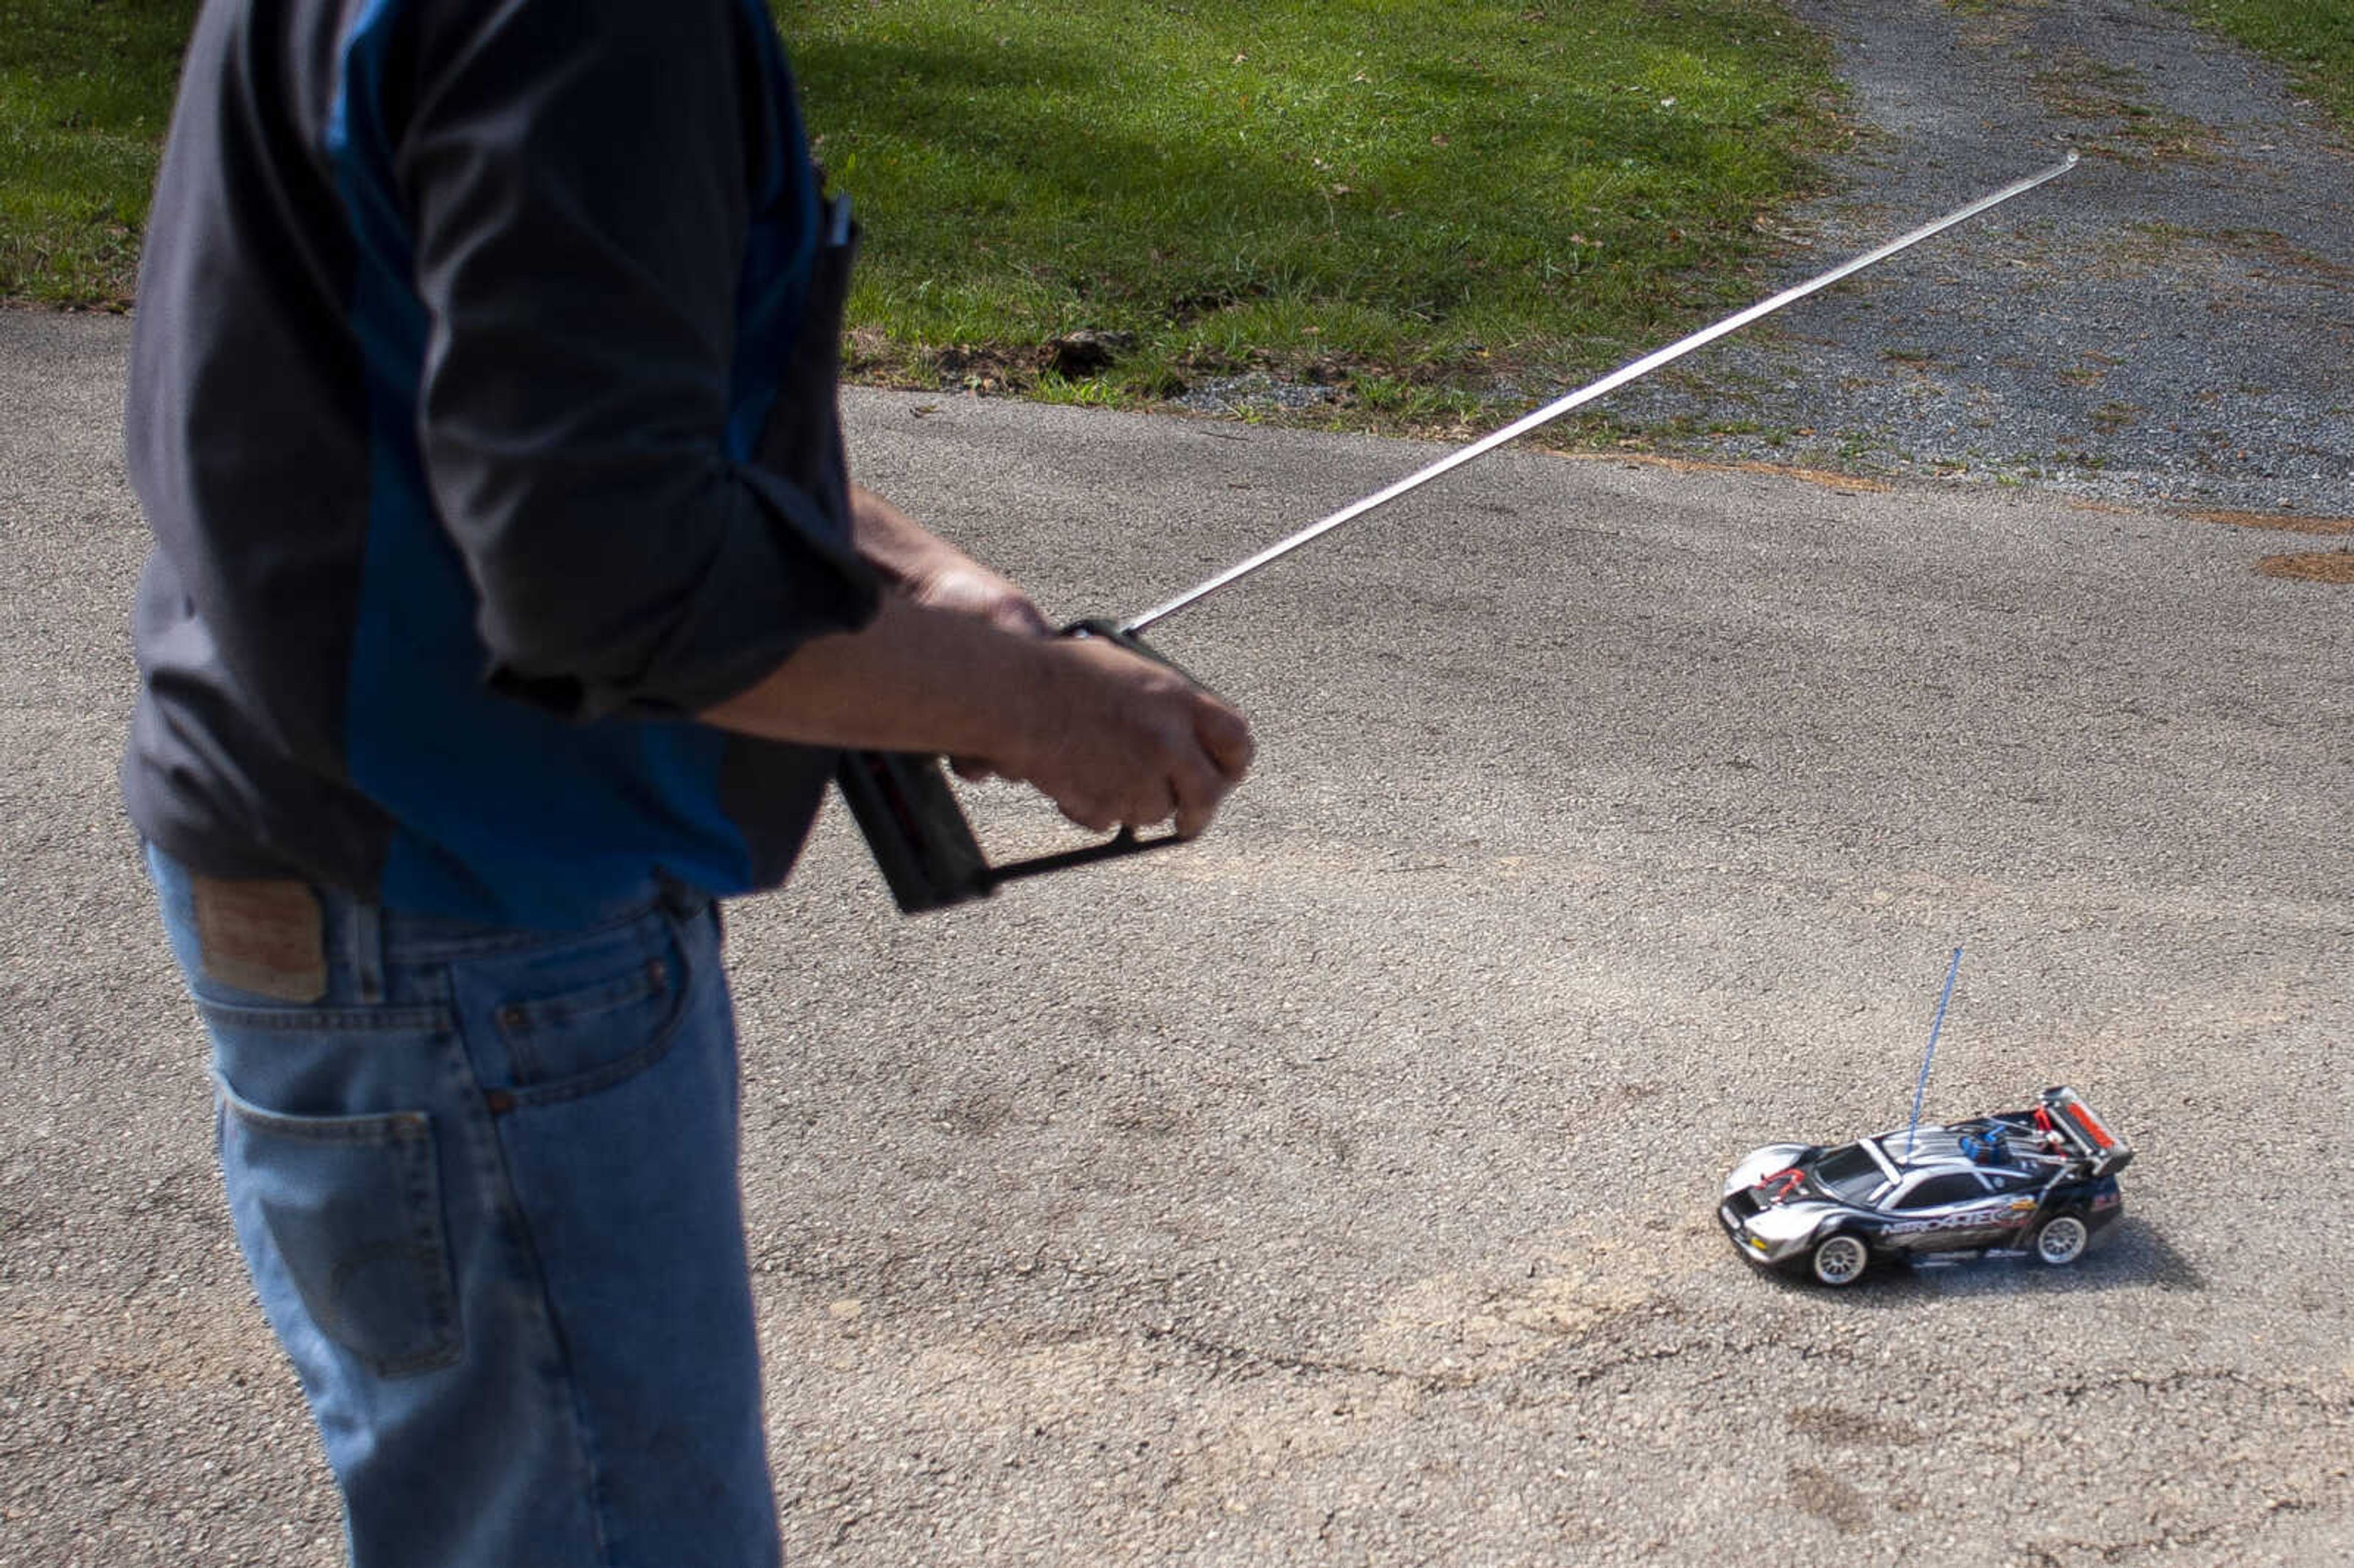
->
[2038,1086,2133,1177]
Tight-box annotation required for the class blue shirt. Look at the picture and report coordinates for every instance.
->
[125,0,878,926]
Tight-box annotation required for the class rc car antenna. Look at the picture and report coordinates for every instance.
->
[1123,151,2079,634]
[1905,946,1965,1160]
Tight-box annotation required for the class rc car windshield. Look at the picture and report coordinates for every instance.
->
[1810,1143,1887,1203]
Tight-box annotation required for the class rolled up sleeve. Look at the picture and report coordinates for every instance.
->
[397,0,874,721]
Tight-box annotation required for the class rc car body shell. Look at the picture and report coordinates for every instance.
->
[1718,1087,2131,1285]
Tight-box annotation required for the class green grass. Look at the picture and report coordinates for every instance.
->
[6,0,1842,420]
[784,0,1836,414]
[2176,0,2354,124]
[7,0,2350,428]
[0,0,196,307]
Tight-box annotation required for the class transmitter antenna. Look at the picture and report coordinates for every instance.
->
[1126,152,2080,633]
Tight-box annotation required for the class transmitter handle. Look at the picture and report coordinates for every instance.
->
[832,748,995,914]
[834,620,1194,915]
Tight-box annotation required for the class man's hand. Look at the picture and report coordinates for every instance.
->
[989,633,1252,839]
[703,489,1255,839]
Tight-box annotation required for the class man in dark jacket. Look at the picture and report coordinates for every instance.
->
[126,0,1252,1561]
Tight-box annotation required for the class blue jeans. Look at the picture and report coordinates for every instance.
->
[145,845,779,1567]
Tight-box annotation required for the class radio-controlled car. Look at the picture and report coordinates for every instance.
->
[1718,1087,2131,1287]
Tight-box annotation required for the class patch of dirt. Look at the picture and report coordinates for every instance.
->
[1788,1462,1875,1533]
[2256,551,2354,585]
[1785,1404,1929,1448]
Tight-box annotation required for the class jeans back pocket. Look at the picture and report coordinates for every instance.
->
[218,1081,462,1377]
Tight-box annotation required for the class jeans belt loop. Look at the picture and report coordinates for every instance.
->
[347,898,386,1005]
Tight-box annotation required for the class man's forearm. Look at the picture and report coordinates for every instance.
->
[704,487,1254,837]
[701,485,1056,756]
[848,484,962,590]
[698,592,1045,761]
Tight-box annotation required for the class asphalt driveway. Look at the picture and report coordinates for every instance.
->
[6,298,2348,1562]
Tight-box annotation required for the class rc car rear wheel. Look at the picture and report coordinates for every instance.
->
[1810,1233,1869,1287]
[2032,1213,2089,1266]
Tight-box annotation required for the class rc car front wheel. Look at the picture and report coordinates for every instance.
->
[2032,1213,2090,1266]
[1810,1233,1870,1287]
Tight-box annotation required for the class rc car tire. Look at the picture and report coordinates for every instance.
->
[2032,1213,2090,1266]
[1810,1233,1869,1287]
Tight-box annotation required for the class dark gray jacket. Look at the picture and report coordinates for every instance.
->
[125,0,878,925]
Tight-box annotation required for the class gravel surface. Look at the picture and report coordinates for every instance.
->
[1606,0,2354,517]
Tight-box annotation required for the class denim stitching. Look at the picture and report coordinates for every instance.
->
[216,1086,464,1376]
[505,916,694,1109]
[497,964,665,1033]
[441,957,622,1563]
[364,1117,463,1376]
[219,1098,431,1141]
[199,1000,451,1033]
